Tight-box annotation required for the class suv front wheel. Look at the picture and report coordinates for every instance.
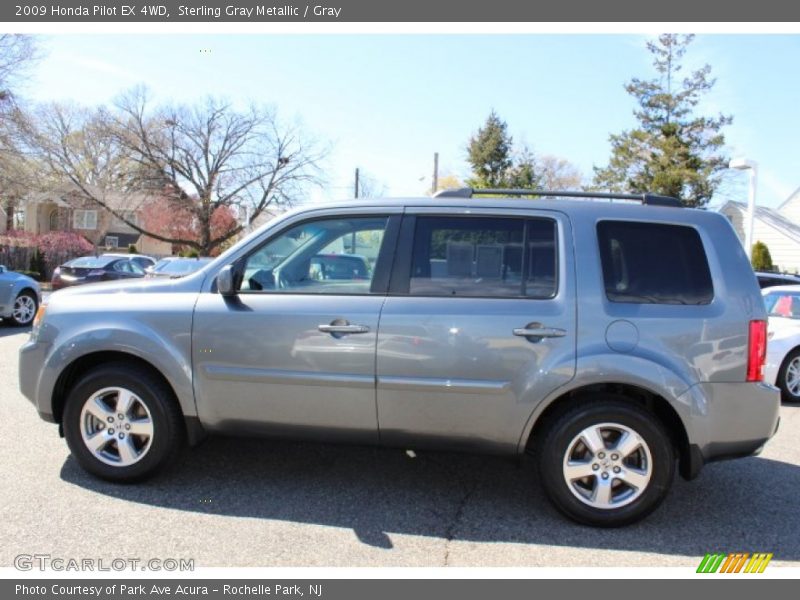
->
[63,363,185,482]
[536,396,675,527]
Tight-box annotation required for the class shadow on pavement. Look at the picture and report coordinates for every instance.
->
[60,430,800,560]
[0,324,31,338]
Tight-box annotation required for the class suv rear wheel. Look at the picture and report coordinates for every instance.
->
[63,363,185,482]
[536,396,675,527]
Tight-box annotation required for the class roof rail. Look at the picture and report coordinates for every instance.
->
[432,188,683,208]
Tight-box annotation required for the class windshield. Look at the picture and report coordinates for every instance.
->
[764,291,800,319]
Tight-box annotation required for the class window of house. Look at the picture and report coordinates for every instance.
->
[408,216,558,299]
[597,221,713,305]
[113,211,138,227]
[48,209,59,231]
[73,210,98,230]
[104,236,119,248]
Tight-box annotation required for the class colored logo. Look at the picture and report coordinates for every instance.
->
[697,552,773,573]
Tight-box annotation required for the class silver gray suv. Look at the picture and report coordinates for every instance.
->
[19,189,781,527]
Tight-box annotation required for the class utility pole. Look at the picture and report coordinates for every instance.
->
[432,152,439,195]
[354,168,360,199]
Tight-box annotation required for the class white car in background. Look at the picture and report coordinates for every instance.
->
[763,285,800,402]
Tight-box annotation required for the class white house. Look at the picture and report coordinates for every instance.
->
[778,187,800,225]
[719,195,800,274]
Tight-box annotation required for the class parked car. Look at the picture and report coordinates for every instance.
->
[19,189,781,527]
[310,254,371,280]
[0,265,41,326]
[101,253,156,271]
[145,257,213,279]
[762,285,800,403]
[756,271,800,289]
[51,255,147,290]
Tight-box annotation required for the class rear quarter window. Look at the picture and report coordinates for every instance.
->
[597,220,713,305]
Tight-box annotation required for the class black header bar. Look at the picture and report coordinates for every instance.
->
[5,0,800,22]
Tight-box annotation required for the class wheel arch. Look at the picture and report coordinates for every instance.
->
[523,381,694,480]
[51,351,204,445]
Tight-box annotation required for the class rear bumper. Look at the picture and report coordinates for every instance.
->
[680,381,780,479]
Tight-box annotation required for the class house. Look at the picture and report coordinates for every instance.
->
[719,198,800,274]
[19,187,172,256]
[778,187,800,225]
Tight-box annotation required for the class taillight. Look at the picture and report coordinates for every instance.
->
[747,320,767,382]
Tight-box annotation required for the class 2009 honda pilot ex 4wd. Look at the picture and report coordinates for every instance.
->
[19,189,781,527]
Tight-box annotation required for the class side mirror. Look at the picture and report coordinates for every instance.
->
[217,265,237,296]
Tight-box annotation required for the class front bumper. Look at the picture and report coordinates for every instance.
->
[18,337,54,421]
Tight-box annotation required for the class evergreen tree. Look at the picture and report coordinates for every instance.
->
[751,241,774,271]
[507,146,542,189]
[593,34,731,207]
[466,111,513,188]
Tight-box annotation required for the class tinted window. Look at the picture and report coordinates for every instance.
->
[409,217,557,298]
[131,257,154,269]
[597,221,713,305]
[240,217,387,295]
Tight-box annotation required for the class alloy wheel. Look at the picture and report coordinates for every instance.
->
[79,387,154,467]
[562,422,652,509]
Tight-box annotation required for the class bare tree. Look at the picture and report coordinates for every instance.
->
[354,169,387,198]
[0,36,42,230]
[0,34,38,103]
[537,155,583,190]
[32,87,327,254]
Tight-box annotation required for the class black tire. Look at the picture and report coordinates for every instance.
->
[777,348,800,404]
[535,395,675,527]
[62,363,185,482]
[9,290,38,326]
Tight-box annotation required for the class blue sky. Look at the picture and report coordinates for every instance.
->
[26,34,800,208]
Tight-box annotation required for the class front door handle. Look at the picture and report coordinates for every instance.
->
[318,320,371,336]
[513,323,567,341]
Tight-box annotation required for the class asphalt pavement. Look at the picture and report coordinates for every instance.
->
[1,325,798,568]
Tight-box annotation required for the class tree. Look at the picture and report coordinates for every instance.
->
[31,87,327,255]
[537,155,583,190]
[0,35,41,230]
[506,146,542,189]
[466,112,581,192]
[428,173,464,195]
[593,34,731,207]
[354,169,386,198]
[751,241,774,271]
[466,111,513,187]
[0,34,38,102]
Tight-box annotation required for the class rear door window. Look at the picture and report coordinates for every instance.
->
[407,216,557,298]
[597,221,713,305]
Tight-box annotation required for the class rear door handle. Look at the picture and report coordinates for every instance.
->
[318,322,371,335]
[513,324,567,340]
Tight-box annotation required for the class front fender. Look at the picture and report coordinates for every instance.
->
[33,320,195,420]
